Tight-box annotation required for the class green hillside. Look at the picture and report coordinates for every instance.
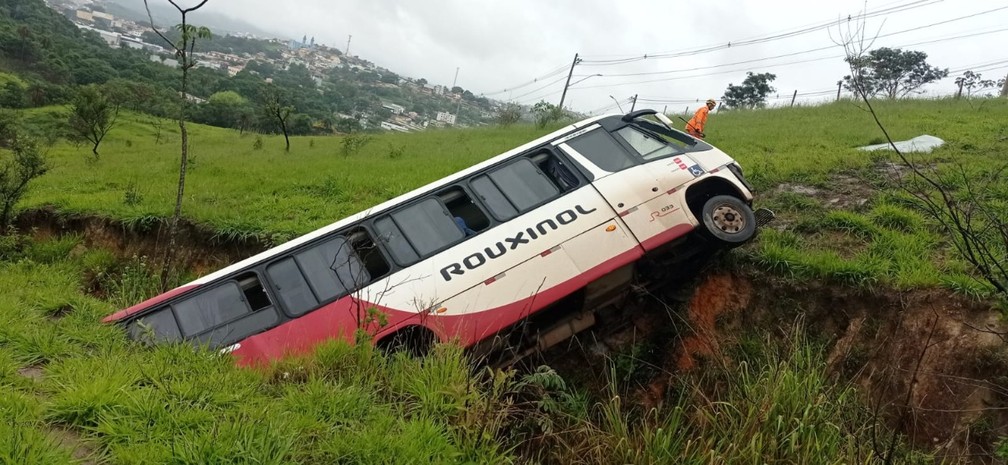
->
[19,98,1008,295]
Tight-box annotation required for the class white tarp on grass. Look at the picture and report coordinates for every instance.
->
[858,135,945,153]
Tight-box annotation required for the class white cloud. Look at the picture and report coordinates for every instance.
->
[195,0,1008,113]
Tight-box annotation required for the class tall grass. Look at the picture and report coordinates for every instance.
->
[516,328,917,465]
[0,234,933,464]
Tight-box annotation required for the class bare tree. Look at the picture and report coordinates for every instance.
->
[143,0,212,289]
[261,85,293,152]
[833,10,1007,298]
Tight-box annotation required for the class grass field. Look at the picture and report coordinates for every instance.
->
[16,98,1008,296]
[0,233,914,464]
[4,99,1004,462]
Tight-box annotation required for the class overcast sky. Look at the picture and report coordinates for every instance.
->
[190,0,1007,114]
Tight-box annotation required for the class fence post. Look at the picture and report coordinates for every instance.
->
[836,81,842,101]
[1001,72,1008,97]
[790,89,798,107]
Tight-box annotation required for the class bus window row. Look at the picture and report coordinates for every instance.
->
[127,149,584,348]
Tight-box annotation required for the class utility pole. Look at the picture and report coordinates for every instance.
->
[345,35,352,56]
[454,67,462,125]
[557,52,580,110]
[629,94,638,112]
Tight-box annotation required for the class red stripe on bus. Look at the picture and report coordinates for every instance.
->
[230,244,649,367]
[639,224,693,251]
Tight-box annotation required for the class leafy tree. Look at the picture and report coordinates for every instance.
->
[531,101,565,129]
[954,71,1002,98]
[722,72,777,109]
[289,114,313,136]
[334,117,361,134]
[199,90,249,128]
[0,113,47,229]
[0,80,26,108]
[68,84,118,159]
[495,103,523,127]
[261,84,294,151]
[842,47,948,99]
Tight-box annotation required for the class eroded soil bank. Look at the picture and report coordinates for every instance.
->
[546,269,1008,463]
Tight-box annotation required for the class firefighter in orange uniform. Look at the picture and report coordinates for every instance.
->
[685,99,716,139]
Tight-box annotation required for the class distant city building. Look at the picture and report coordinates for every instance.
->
[77,24,119,46]
[436,111,456,125]
[120,36,161,52]
[433,85,445,96]
[380,121,411,132]
[75,10,92,22]
[149,54,178,68]
[382,102,405,115]
[288,33,316,51]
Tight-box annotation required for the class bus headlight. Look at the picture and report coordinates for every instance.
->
[726,163,753,193]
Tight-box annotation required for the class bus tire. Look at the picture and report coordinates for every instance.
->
[701,195,756,245]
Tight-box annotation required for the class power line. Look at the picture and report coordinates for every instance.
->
[478,63,570,96]
[631,56,1008,107]
[567,27,1008,91]
[506,74,570,102]
[582,6,1008,79]
[578,0,946,65]
[478,2,1007,108]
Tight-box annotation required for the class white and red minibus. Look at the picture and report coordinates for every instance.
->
[105,109,772,366]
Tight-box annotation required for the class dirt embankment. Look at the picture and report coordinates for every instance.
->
[16,207,271,276]
[566,270,1008,463]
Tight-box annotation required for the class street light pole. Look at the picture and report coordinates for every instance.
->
[558,52,580,110]
[568,74,601,88]
[609,95,625,113]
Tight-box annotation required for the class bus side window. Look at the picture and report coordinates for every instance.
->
[387,198,463,257]
[345,226,391,279]
[374,217,420,265]
[294,236,367,303]
[127,307,181,343]
[438,186,490,237]
[172,282,250,337]
[471,175,518,221]
[267,257,319,317]
[532,152,579,192]
[565,129,639,173]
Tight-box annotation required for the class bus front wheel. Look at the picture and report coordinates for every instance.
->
[701,195,756,245]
